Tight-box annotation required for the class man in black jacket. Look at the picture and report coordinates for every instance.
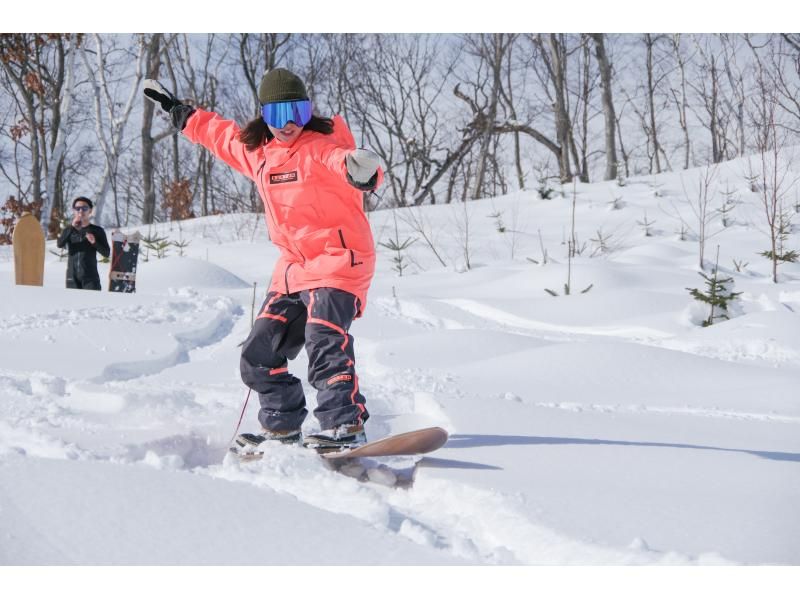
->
[56,197,110,290]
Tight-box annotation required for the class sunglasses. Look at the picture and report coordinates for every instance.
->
[261,99,313,129]
[73,206,91,212]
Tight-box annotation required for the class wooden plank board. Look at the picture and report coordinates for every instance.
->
[12,213,45,286]
[321,427,449,460]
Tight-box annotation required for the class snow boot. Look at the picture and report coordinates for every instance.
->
[232,429,302,459]
[302,423,367,454]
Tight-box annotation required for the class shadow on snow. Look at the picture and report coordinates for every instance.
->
[445,434,800,463]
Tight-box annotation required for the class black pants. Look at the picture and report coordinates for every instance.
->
[240,288,368,432]
[67,276,101,290]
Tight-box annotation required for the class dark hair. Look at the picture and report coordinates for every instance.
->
[238,115,334,152]
[72,196,93,209]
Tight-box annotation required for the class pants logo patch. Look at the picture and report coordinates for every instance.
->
[327,374,353,386]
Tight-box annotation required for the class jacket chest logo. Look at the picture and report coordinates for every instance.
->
[269,171,298,184]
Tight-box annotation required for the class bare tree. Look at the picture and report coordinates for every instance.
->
[689,35,732,164]
[678,163,721,270]
[339,34,458,207]
[80,33,145,226]
[667,34,694,169]
[718,34,748,156]
[530,34,575,183]
[462,33,516,199]
[0,34,82,235]
[141,33,163,225]
[568,34,595,184]
[237,33,292,109]
[643,33,665,173]
[589,33,618,180]
[748,62,799,283]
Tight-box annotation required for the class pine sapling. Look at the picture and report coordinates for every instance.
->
[537,177,556,200]
[546,185,593,296]
[759,208,798,267]
[489,209,506,233]
[379,209,417,276]
[141,231,170,260]
[732,258,749,273]
[718,183,738,227]
[687,247,741,327]
[616,162,627,187]
[171,238,191,257]
[637,211,656,236]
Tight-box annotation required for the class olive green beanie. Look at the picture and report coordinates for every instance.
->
[258,68,308,104]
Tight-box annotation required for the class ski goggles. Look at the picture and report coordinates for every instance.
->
[261,99,313,129]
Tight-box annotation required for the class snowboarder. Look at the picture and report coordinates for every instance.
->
[144,68,383,452]
[56,197,110,291]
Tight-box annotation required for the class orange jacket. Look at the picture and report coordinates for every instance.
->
[182,109,381,315]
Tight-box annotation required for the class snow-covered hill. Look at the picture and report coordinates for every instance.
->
[1,156,799,571]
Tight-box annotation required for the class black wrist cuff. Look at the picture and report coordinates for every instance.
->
[346,171,378,191]
[170,105,196,131]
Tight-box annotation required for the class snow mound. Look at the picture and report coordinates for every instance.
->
[136,257,250,290]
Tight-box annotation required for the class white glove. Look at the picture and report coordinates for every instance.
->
[346,148,381,184]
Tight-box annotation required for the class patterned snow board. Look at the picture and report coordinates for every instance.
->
[12,212,45,286]
[109,231,140,293]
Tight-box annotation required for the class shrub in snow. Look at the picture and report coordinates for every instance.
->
[686,267,741,327]
[537,178,556,200]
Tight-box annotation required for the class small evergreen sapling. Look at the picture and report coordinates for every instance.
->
[378,210,417,276]
[759,208,798,267]
[141,232,171,261]
[686,249,741,327]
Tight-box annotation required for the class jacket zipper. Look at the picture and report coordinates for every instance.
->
[284,263,293,294]
[338,229,363,266]
[259,160,295,294]
[257,161,278,230]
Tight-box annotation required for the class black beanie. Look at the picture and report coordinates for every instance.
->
[258,68,308,104]
[73,196,93,209]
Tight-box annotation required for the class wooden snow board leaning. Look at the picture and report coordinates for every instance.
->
[12,212,45,286]
[109,231,141,293]
[321,427,449,460]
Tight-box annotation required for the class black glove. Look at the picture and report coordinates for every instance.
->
[144,79,180,112]
[143,79,195,131]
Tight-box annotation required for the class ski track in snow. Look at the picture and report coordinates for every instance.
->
[438,297,674,342]
[1,291,736,565]
[205,443,731,565]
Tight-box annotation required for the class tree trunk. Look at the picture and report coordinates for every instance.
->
[644,34,662,174]
[42,37,76,236]
[472,34,504,200]
[670,35,692,169]
[81,34,145,225]
[590,33,618,181]
[141,33,162,225]
[547,34,573,183]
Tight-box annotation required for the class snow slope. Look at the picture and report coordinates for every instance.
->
[1,157,799,567]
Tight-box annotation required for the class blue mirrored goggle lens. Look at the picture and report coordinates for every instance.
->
[261,100,313,128]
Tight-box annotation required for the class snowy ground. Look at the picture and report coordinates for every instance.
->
[1,155,799,569]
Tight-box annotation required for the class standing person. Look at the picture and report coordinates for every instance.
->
[56,197,110,291]
[144,69,383,453]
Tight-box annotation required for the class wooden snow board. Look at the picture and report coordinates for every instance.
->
[229,427,449,462]
[12,212,45,286]
[321,427,449,460]
[109,230,140,293]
